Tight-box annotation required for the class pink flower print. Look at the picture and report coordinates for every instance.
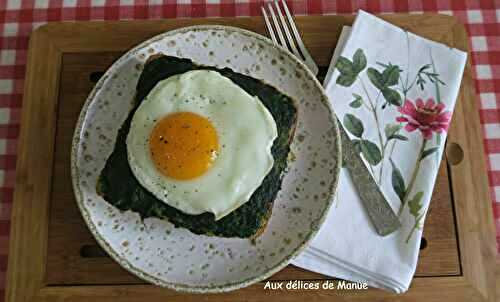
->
[396,98,452,140]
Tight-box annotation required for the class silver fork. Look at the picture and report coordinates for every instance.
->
[261,1,401,236]
[261,0,319,75]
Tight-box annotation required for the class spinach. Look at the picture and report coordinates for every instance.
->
[98,56,297,238]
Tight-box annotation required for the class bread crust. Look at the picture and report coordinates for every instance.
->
[250,106,298,240]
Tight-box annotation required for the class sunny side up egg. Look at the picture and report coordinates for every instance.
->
[126,70,278,220]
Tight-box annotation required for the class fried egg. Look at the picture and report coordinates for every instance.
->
[126,70,278,220]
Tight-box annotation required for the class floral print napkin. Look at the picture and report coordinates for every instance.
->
[292,11,467,293]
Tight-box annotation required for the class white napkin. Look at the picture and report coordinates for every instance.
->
[292,10,467,293]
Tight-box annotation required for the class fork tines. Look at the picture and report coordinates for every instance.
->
[261,0,318,75]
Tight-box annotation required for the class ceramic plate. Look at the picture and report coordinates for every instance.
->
[71,25,341,293]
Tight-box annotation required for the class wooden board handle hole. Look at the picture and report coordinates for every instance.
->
[89,71,105,83]
[446,142,464,165]
[420,237,427,250]
[80,244,108,258]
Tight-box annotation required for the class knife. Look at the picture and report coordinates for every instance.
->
[338,122,401,236]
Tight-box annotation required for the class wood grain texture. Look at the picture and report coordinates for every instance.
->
[6,14,496,302]
[45,52,459,285]
[41,14,459,65]
[5,27,63,302]
[445,21,497,301]
[34,277,480,302]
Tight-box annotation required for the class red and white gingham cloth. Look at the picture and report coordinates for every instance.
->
[0,0,498,299]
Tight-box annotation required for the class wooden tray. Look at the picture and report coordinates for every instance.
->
[5,15,497,302]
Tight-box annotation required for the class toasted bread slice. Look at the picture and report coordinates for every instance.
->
[97,55,298,238]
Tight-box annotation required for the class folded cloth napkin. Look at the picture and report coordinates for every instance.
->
[292,10,467,293]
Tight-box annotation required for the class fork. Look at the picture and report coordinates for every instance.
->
[261,1,401,236]
[261,0,319,76]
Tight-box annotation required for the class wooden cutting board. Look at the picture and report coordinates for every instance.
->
[5,14,497,302]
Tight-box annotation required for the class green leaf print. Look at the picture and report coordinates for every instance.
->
[360,139,382,166]
[352,139,363,154]
[381,64,400,86]
[344,114,364,138]
[336,56,355,74]
[337,74,357,87]
[382,87,402,106]
[406,191,425,243]
[408,191,424,217]
[335,49,367,87]
[390,160,406,203]
[390,134,408,141]
[385,124,407,141]
[349,93,363,108]
[420,147,439,161]
[367,68,385,90]
[352,49,367,73]
[385,124,402,138]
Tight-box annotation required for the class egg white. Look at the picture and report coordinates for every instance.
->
[126,70,278,220]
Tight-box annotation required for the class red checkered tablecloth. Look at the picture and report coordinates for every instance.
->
[0,0,498,299]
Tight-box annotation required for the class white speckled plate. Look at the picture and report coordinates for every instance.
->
[71,25,341,293]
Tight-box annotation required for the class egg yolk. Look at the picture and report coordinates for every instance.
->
[149,112,219,180]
